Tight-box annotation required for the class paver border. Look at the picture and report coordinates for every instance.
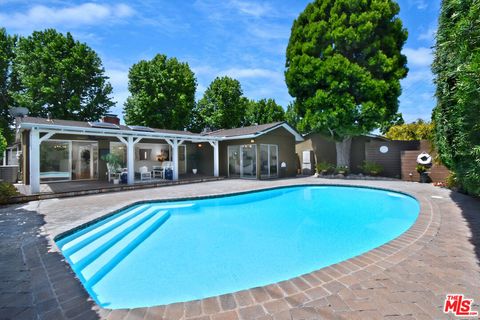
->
[49,182,440,319]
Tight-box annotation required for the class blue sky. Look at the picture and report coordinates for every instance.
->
[0,0,440,124]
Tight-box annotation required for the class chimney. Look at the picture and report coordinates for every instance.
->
[102,114,120,126]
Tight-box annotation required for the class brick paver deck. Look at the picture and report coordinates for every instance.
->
[1,177,479,319]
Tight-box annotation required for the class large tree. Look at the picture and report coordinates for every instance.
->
[13,29,114,121]
[432,0,480,195]
[124,54,196,130]
[0,128,6,156]
[0,28,18,143]
[285,0,408,167]
[193,76,246,131]
[245,98,285,125]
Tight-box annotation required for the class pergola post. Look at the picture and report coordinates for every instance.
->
[165,138,183,181]
[209,141,219,177]
[127,136,135,184]
[118,136,142,185]
[29,129,40,194]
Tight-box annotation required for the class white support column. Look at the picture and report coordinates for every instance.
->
[165,138,180,181]
[209,141,219,177]
[29,129,40,194]
[2,150,6,166]
[126,136,135,185]
[172,139,179,180]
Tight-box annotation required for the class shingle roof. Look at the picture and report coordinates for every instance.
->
[16,117,303,141]
[203,122,284,137]
[16,116,199,136]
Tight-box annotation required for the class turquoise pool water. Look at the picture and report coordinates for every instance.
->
[56,186,419,309]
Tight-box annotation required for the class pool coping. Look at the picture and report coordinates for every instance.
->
[52,182,439,319]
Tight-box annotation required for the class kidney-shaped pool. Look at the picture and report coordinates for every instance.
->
[56,185,420,309]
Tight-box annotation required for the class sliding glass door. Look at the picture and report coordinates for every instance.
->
[72,142,98,180]
[241,145,256,179]
[40,141,71,182]
[228,144,257,179]
[260,144,278,178]
[228,145,241,177]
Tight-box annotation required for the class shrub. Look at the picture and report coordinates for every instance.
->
[359,161,384,176]
[0,181,19,204]
[335,165,349,175]
[446,172,460,190]
[316,161,334,174]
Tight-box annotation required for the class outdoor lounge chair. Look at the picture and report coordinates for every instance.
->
[139,166,152,181]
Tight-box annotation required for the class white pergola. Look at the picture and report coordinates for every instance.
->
[22,123,220,194]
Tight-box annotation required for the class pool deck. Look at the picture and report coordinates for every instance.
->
[1,177,479,319]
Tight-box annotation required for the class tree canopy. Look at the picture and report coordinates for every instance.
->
[12,29,114,121]
[285,0,408,140]
[245,98,285,125]
[0,128,6,156]
[193,76,246,131]
[123,54,196,130]
[432,0,480,195]
[0,28,18,144]
[385,119,433,141]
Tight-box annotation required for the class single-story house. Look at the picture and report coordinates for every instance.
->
[14,115,303,193]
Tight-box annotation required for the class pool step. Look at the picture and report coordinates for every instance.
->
[81,210,170,286]
[60,204,153,255]
[69,206,164,268]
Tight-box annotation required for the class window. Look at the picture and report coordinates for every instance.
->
[139,149,152,161]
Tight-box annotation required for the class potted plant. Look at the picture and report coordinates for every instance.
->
[316,161,334,176]
[102,153,121,183]
[359,161,383,176]
[416,164,430,183]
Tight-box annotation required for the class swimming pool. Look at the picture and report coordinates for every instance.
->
[56,185,420,309]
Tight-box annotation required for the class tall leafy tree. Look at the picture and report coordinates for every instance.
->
[284,102,301,129]
[432,0,480,195]
[385,119,433,141]
[124,54,196,130]
[245,98,285,125]
[193,76,246,130]
[0,128,6,156]
[285,0,408,167]
[0,28,18,143]
[13,29,114,121]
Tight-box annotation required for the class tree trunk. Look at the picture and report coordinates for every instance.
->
[335,136,352,168]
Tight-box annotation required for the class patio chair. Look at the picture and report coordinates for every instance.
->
[139,166,152,181]
[152,165,164,179]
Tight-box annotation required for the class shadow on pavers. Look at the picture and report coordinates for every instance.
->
[0,203,101,320]
[450,191,480,266]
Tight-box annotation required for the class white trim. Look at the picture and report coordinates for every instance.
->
[208,141,219,177]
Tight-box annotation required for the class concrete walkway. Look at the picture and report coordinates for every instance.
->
[0,177,479,319]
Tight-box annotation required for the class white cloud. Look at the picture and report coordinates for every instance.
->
[229,0,272,17]
[0,3,135,31]
[409,0,428,10]
[418,26,437,42]
[403,47,433,67]
[401,69,433,87]
[220,68,281,81]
